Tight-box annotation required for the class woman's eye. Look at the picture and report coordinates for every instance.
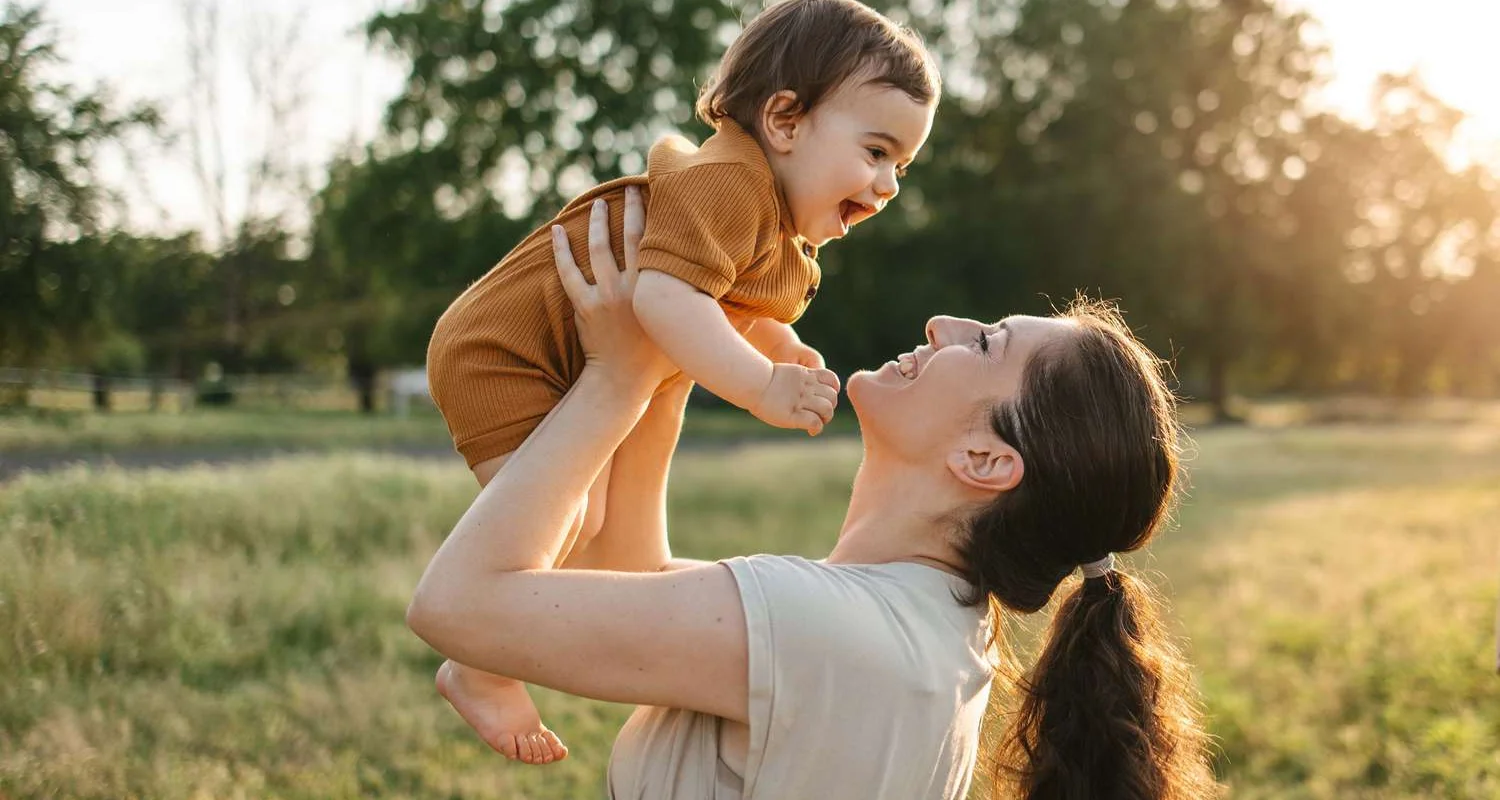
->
[976,332,989,354]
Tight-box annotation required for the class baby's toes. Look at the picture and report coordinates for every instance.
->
[542,730,569,763]
[532,732,554,764]
[496,733,521,761]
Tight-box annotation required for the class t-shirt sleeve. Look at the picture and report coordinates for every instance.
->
[721,555,893,795]
[638,163,778,299]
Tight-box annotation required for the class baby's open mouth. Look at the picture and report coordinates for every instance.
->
[839,200,871,231]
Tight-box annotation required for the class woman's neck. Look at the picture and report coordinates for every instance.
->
[825,453,970,576]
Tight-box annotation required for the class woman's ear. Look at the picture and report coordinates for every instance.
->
[759,90,803,155]
[945,440,1024,495]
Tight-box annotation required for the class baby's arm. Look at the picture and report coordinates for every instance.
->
[743,319,825,369]
[633,270,838,434]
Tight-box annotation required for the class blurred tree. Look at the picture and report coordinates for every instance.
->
[302,0,758,411]
[1257,112,1375,391]
[862,0,1325,420]
[365,0,754,223]
[1338,74,1498,395]
[94,233,218,383]
[177,0,319,377]
[0,3,158,378]
[321,0,1500,413]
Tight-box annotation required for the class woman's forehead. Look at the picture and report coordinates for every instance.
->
[996,315,1076,346]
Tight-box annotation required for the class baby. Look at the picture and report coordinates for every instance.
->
[425,0,939,765]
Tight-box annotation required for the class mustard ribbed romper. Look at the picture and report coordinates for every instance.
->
[426,119,822,466]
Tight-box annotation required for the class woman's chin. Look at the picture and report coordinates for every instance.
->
[845,370,873,410]
[846,367,885,395]
[846,365,900,418]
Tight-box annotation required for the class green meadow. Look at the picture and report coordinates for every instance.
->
[0,405,859,456]
[1,421,1497,798]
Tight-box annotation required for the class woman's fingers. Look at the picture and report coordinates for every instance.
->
[551,225,590,304]
[622,186,644,279]
[588,199,619,293]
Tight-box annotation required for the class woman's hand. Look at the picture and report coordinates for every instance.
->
[551,188,677,394]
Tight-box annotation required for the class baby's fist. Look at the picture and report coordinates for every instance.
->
[751,363,841,435]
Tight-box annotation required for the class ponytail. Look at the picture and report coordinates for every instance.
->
[956,298,1217,797]
[988,570,1217,800]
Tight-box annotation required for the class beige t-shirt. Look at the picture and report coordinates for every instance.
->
[608,555,994,800]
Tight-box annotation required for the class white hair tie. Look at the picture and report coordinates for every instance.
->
[1080,554,1115,579]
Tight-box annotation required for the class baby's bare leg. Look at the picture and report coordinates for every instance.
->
[436,450,606,766]
[562,456,665,572]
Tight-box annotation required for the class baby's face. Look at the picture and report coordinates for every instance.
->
[772,79,934,247]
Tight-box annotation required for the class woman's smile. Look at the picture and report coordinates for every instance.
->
[896,351,920,380]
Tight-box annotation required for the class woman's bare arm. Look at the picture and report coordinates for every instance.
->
[407,192,749,722]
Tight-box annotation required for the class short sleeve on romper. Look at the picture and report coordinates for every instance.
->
[638,163,778,300]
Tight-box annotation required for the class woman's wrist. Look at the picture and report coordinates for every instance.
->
[576,363,661,408]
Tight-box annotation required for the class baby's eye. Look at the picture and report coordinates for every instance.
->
[895,164,910,179]
[975,332,989,354]
[867,147,888,162]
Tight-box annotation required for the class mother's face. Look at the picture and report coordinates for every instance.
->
[846,314,1074,461]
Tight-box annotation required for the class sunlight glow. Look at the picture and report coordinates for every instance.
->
[1291,0,1500,170]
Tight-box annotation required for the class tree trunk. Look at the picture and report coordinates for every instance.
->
[351,364,377,413]
[1206,349,1234,424]
[92,373,112,412]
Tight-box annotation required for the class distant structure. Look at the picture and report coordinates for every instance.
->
[388,368,432,418]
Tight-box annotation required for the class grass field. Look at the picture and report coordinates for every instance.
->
[1,422,1497,798]
[0,404,860,456]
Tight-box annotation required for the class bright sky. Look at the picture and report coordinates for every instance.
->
[1287,0,1500,166]
[42,0,1500,240]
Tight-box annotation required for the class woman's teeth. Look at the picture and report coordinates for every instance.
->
[897,355,917,379]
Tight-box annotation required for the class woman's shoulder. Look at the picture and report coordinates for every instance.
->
[722,555,989,651]
[724,554,970,596]
[724,554,993,716]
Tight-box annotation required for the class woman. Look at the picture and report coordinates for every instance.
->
[406,192,1219,799]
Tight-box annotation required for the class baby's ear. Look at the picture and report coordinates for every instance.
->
[759,90,803,155]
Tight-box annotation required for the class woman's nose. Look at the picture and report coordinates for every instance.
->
[925,315,961,346]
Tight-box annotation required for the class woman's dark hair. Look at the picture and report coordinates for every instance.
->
[955,298,1219,799]
[695,0,941,134]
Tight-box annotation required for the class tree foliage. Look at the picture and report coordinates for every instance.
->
[5,0,1499,412]
[0,2,158,367]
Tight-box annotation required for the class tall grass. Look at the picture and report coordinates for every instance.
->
[0,405,855,455]
[0,408,453,453]
[1,425,1497,798]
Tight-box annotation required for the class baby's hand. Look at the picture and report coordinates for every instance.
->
[781,340,827,370]
[750,364,841,435]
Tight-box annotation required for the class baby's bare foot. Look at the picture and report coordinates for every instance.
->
[436,660,569,765]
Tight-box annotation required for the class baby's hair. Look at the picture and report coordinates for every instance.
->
[695,0,940,134]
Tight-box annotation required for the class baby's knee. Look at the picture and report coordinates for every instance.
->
[576,492,607,552]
